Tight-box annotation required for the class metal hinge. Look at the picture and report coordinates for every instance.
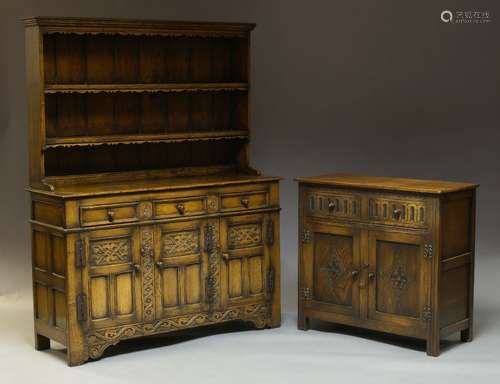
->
[76,293,87,322]
[75,239,85,268]
[267,267,275,296]
[302,287,312,300]
[265,219,275,246]
[423,304,432,322]
[423,244,433,260]
[301,229,311,244]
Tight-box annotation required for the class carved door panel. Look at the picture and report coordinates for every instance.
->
[219,213,272,307]
[154,220,208,318]
[301,222,361,317]
[367,231,430,328]
[82,227,142,329]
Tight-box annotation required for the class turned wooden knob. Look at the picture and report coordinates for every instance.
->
[393,209,402,220]
[107,210,115,222]
[240,198,249,208]
[328,201,336,211]
[176,203,185,215]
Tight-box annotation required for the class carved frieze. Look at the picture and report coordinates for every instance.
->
[90,237,131,266]
[228,223,262,249]
[141,228,155,322]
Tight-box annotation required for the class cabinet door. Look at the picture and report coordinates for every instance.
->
[301,223,361,318]
[83,227,142,329]
[219,213,272,307]
[155,220,207,318]
[367,230,430,328]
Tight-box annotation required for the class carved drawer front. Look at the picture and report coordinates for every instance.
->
[220,190,268,212]
[153,196,208,219]
[80,202,141,227]
[368,196,428,228]
[306,190,361,220]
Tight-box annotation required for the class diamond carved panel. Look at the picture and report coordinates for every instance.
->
[228,224,262,249]
[90,237,131,266]
[162,230,200,257]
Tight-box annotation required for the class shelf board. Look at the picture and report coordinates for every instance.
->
[43,130,249,149]
[44,82,248,94]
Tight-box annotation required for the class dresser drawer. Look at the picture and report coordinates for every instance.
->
[153,196,208,218]
[220,190,269,212]
[306,190,361,220]
[80,202,139,227]
[368,195,429,228]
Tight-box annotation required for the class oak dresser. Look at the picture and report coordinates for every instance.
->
[297,174,478,356]
[24,17,281,365]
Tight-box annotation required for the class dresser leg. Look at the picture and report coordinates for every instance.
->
[460,327,473,342]
[35,333,50,350]
[298,315,309,331]
[426,336,440,357]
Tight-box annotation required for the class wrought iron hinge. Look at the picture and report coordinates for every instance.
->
[302,287,312,300]
[76,293,87,322]
[267,267,275,296]
[75,239,85,268]
[301,229,311,244]
[265,219,275,246]
[423,304,432,322]
[423,244,433,260]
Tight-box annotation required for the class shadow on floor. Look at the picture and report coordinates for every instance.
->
[307,319,465,355]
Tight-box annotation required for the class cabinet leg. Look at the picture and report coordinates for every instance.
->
[426,336,440,357]
[298,315,309,331]
[35,333,50,351]
[460,327,473,342]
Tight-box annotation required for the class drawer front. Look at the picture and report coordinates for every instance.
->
[368,196,428,228]
[220,190,269,212]
[306,190,361,220]
[80,203,139,227]
[154,196,208,219]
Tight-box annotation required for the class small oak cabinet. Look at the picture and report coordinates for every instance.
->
[25,17,281,365]
[297,175,478,356]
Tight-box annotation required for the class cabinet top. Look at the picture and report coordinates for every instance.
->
[22,16,255,36]
[295,174,479,194]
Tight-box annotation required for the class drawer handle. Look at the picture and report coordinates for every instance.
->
[107,210,115,222]
[176,203,185,215]
[393,209,402,220]
[240,198,250,208]
[328,201,336,211]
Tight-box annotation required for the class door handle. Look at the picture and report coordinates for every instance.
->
[351,270,359,279]
[221,252,230,261]
[155,261,165,269]
[133,263,141,271]
[368,272,376,281]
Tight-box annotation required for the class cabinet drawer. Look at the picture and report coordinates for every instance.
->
[80,203,139,227]
[154,197,207,218]
[368,196,429,228]
[306,190,361,220]
[220,190,269,212]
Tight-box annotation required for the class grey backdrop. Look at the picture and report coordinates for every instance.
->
[0,1,498,316]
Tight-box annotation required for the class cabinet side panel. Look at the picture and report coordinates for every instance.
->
[439,191,474,328]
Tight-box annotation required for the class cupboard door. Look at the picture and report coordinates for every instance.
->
[83,227,142,329]
[219,213,271,307]
[367,231,430,328]
[155,220,207,317]
[301,222,361,317]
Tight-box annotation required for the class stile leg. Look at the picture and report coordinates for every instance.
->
[35,333,50,351]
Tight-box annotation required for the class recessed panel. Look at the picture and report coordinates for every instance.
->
[90,276,109,320]
[185,264,201,305]
[313,233,354,306]
[375,240,420,318]
[228,259,243,298]
[162,268,179,307]
[53,290,67,329]
[115,272,134,316]
[35,284,49,321]
[248,255,263,295]
[51,235,66,276]
[33,231,49,270]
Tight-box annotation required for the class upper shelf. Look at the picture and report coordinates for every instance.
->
[44,82,248,94]
[43,130,249,149]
